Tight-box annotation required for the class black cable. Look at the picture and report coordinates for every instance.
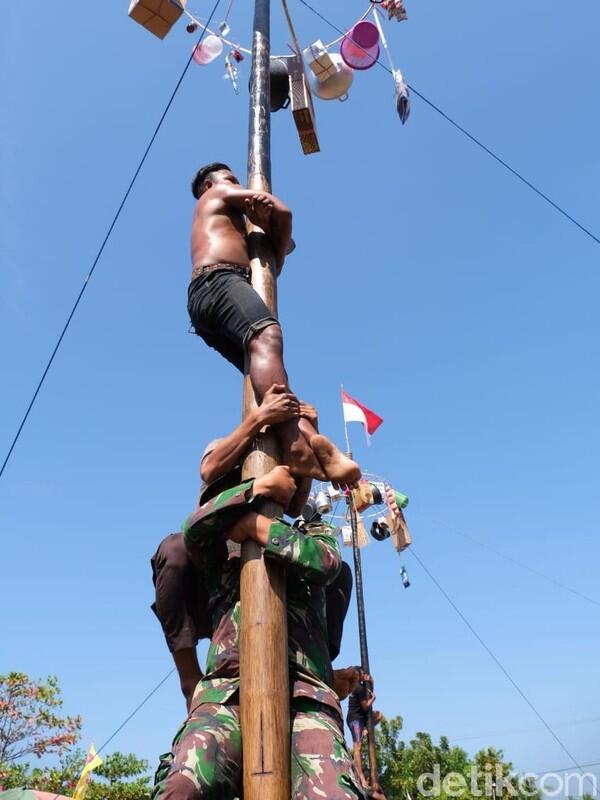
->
[535,761,600,776]
[295,0,600,248]
[96,668,175,755]
[0,0,223,482]
[429,516,600,609]
[408,548,596,796]
[452,713,600,745]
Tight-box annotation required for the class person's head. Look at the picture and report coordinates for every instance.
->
[191,162,238,199]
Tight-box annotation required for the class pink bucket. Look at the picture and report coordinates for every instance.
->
[340,20,380,70]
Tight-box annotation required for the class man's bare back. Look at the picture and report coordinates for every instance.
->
[190,168,291,276]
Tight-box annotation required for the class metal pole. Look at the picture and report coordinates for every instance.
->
[239,2,290,800]
[348,486,380,789]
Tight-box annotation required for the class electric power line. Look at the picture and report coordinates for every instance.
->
[408,548,596,796]
[535,761,600,776]
[425,515,600,609]
[97,668,175,755]
[295,0,600,249]
[452,714,600,745]
[0,0,223,483]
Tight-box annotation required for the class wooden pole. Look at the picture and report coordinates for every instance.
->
[348,488,380,789]
[240,2,290,800]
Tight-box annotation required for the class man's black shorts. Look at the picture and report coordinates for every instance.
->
[347,719,367,744]
[187,266,278,372]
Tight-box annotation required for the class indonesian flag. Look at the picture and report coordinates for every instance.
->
[342,389,383,445]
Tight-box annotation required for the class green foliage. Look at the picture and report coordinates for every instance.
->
[375,717,542,800]
[0,673,150,800]
[0,750,151,800]
[0,762,32,790]
[89,751,151,800]
[0,672,82,767]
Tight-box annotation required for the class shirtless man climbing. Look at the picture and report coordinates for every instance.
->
[187,162,361,500]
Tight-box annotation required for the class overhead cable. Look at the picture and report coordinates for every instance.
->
[0,0,223,482]
[295,0,600,249]
[409,548,596,796]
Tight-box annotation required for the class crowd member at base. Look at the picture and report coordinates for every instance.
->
[346,669,384,789]
[150,386,355,708]
[152,466,365,800]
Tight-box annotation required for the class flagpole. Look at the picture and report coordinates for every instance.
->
[347,495,380,791]
[340,385,381,790]
[341,384,351,454]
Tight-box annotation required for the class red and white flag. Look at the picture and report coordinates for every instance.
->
[341,389,383,445]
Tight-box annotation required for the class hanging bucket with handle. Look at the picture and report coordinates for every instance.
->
[340,20,380,70]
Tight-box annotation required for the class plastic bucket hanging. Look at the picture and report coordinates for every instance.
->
[310,53,353,101]
[193,34,224,65]
[340,20,380,71]
[249,58,290,111]
[269,58,291,111]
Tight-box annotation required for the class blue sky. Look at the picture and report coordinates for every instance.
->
[1,0,599,794]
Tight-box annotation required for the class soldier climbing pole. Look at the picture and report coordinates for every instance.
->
[240,2,291,800]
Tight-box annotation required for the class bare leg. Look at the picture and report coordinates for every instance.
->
[303,428,361,489]
[247,326,324,479]
[286,475,313,518]
[247,325,360,486]
[353,741,367,788]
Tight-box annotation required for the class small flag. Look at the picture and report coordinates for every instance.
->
[72,744,103,800]
[341,390,383,445]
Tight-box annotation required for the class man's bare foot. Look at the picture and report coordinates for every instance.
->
[277,424,327,481]
[310,434,361,489]
[289,449,326,481]
[333,666,360,700]
[253,465,297,507]
[286,475,312,518]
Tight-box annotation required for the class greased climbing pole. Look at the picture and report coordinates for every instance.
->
[240,2,290,800]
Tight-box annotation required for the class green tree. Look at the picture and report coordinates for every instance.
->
[375,717,541,800]
[0,750,151,800]
[376,718,470,800]
[0,672,81,777]
[0,672,150,800]
[89,752,151,800]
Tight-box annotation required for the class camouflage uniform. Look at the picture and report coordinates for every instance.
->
[153,479,365,800]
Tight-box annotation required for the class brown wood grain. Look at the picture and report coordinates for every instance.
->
[240,3,290,799]
[288,55,320,155]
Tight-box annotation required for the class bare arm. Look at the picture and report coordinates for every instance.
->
[360,693,376,711]
[216,184,290,218]
[217,185,293,274]
[200,411,264,484]
[200,384,300,483]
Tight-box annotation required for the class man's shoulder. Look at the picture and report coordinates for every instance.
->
[193,186,228,214]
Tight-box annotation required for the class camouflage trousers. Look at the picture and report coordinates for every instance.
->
[153,697,365,800]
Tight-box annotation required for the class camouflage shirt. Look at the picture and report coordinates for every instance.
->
[184,480,342,715]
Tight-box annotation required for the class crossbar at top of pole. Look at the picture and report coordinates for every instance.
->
[239,2,291,800]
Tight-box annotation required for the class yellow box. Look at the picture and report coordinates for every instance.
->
[128,0,186,40]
